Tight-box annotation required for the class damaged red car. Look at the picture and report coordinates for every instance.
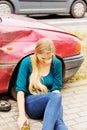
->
[0,14,84,100]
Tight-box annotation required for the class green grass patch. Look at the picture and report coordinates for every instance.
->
[67,31,87,83]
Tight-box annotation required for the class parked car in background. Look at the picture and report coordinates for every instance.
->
[0,0,87,18]
[0,14,84,100]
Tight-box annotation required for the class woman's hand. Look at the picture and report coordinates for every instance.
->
[17,115,29,130]
[52,90,60,94]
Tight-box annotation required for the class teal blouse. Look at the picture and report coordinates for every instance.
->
[16,56,62,96]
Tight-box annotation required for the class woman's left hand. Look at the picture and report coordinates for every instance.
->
[52,90,60,94]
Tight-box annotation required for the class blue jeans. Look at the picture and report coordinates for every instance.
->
[25,92,68,130]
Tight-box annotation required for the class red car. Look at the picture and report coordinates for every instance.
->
[0,14,84,100]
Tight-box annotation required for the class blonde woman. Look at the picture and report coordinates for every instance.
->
[16,38,68,130]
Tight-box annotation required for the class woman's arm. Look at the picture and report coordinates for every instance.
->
[17,91,28,129]
[16,57,31,129]
[50,58,62,92]
[17,91,25,116]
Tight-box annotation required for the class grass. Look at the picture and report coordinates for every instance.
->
[67,31,87,83]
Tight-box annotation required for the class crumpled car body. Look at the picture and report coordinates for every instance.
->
[0,14,84,99]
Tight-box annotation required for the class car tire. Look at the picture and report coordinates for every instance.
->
[8,67,19,101]
[0,1,14,13]
[10,82,17,101]
[70,0,87,18]
[0,100,11,111]
[8,77,17,101]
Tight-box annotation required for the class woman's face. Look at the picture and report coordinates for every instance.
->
[37,53,53,64]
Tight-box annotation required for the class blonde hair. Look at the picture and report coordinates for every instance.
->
[29,38,55,94]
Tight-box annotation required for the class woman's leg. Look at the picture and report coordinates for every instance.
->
[54,104,68,130]
[25,92,64,130]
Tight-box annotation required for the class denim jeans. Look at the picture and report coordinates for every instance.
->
[25,92,68,130]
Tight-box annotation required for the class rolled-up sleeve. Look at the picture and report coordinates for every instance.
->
[49,58,62,92]
[16,57,31,94]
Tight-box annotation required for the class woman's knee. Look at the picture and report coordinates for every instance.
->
[51,92,61,99]
[49,92,62,104]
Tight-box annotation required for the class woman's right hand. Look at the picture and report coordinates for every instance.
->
[17,115,29,130]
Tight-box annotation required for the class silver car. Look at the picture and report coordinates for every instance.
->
[0,0,87,18]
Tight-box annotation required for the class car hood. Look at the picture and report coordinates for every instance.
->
[0,13,81,64]
[0,13,77,36]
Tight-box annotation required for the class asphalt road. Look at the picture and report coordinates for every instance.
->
[30,13,87,32]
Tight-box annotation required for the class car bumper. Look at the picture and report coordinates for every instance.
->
[63,53,84,81]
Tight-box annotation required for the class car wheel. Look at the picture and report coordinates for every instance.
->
[11,84,17,101]
[0,1,14,13]
[9,80,17,101]
[70,0,86,18]
[0,100,11,111]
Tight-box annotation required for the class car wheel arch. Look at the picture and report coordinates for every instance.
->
[56,55,65,81]
[8,55,30,100]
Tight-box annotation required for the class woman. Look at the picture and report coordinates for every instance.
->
[16,38,68,130]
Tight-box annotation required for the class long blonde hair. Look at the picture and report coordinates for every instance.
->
[29,38,55,94]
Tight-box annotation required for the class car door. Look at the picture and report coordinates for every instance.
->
[17,0,41,14]
[40,0,68,13]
